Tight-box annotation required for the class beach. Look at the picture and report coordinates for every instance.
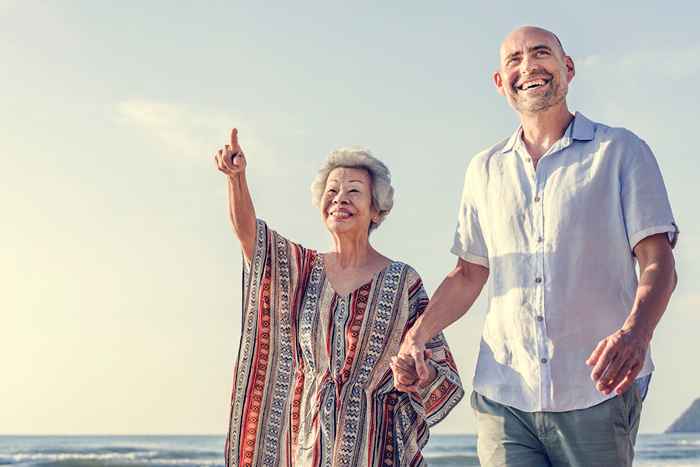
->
[1,434,698,466]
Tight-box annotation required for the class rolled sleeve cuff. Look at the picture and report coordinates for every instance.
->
[450,246,489,268]
[629,222,679,251]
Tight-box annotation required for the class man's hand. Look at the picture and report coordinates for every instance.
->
[391,330,435,393]
[587,233,676,396]
[390,354,420,392]
[586,328,650,396]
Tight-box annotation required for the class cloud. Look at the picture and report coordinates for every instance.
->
[115,99,277,172]
[0,1,21,16]
[577,44,700,81]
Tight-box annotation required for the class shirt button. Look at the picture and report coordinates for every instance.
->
[535,277,542,284]
[536,315,544,322]
[541,358,548,364]
[537,236,544,243]
[534,196,541,202]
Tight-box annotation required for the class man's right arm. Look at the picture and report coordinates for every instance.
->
[396,257,488,391]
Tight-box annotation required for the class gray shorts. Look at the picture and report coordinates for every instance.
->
[471,384,644,467]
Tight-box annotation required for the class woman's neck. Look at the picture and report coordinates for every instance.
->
[328,231,376,269]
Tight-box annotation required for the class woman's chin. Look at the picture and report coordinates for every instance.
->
[325,219,367,236]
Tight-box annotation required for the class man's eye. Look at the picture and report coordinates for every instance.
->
[327,189,337,194]
[349,189,359,193]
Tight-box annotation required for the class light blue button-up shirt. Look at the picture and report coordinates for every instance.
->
[452,112,677,412]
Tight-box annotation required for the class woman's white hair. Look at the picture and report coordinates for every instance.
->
[311,147,394,232]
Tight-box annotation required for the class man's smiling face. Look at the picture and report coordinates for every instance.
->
[494,27,575,114]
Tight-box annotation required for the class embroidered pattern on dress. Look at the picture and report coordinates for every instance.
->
[227,220,266,467]
[335,262,404,466]
[259,233,295,466]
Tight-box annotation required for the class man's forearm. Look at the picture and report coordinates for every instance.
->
[411,259,488,343]
[622,251,676,343]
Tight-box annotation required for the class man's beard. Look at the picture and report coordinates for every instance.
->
[510,77,566,113]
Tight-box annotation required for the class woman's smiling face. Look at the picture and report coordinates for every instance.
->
[321,167,378,236]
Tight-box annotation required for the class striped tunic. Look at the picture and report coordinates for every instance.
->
[226,220,464,467]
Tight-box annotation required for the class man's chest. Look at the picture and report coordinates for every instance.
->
[479,149,622,237]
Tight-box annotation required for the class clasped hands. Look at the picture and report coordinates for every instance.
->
[390,336,436,394]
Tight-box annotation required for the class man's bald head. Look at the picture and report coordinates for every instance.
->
[499,26,566,62]
[493,25,575,114]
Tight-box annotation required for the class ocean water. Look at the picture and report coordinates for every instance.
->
[0,434,698,466]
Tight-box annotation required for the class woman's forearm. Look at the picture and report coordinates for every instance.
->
[227,172,257,263]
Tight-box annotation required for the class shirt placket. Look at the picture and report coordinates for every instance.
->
[533,165,551,411]
[521,148,550,411]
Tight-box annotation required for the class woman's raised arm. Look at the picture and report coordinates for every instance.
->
[214,128,256,263]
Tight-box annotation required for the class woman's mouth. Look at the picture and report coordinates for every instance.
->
[330,210,353,219]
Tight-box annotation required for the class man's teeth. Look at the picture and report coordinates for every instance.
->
[332,212,351,218]
[520,80,547,90]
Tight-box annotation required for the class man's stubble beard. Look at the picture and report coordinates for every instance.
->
[510,75,568,114]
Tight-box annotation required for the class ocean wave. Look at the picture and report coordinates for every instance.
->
[0,449,222,466]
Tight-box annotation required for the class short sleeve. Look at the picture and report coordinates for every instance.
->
[620,137,678,251]
[400,269,465,427]
[450,159,489,267]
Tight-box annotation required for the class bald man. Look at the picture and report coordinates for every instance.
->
[391,26,678,466]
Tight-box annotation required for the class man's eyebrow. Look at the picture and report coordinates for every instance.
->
[503,51,522,62]
[503,44,553,62]
[528,44,553,53]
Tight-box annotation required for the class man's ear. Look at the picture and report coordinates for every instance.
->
[493,70,506,96]
[565,55,575,83]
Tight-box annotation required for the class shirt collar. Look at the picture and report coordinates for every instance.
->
[569,111,595,142]
[501,111,596,154]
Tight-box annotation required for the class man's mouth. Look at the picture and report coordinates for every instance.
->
[516,77,551,92]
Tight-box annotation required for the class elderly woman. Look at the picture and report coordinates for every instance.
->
[215,129,463,467]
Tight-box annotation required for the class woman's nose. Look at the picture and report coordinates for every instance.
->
[332,191,348,204]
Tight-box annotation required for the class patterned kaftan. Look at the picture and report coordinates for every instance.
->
[225,220,464,467]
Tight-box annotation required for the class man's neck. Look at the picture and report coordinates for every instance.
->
[519,104,574,161]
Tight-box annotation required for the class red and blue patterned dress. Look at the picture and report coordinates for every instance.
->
[225,220,464,466]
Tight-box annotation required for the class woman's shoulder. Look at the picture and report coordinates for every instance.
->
[256,218,318,254]
[384,260,424,287]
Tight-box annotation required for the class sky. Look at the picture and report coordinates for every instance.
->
[2,1,699,435]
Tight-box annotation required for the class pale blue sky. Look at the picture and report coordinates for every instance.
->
[2,1,699,435]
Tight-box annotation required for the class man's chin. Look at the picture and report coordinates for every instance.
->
[513,98,556,114]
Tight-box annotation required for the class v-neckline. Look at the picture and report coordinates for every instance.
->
[319,253,393,297]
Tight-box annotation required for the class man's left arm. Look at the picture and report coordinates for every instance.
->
[586,233,677,395]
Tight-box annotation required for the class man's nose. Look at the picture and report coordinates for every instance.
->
[520,55,536,74]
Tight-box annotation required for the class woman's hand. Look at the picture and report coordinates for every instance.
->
[390,349,435,393]
[213,127,256,263]
[215,128,246,176]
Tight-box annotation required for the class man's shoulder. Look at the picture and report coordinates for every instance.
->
[467,135,512,171]
[583,115,645,146]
